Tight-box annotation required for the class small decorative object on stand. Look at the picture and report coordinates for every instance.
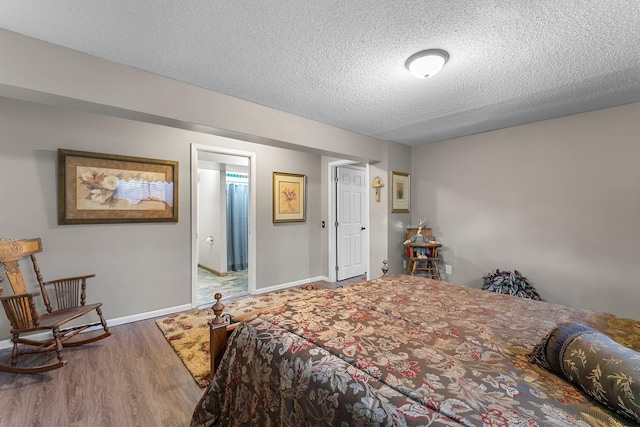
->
[381,260,389,277]
[482,269,542,300]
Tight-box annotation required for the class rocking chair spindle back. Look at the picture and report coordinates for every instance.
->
[0,237,111,374]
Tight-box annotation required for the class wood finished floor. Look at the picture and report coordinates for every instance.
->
[0,275,369,427]
[0,319,202,427]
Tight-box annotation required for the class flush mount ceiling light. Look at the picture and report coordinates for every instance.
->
[405,49,449,79]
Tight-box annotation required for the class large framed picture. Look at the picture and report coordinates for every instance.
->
[273,172,306,223]
[57,149,178,224]
[391,171,410,213]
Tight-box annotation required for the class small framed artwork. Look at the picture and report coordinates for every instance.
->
[391,171,410,213]
[58,149,178,224]
[273,172,306,223]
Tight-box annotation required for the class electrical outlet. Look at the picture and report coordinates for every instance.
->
[403,260,407,269]
[445,264,452,275]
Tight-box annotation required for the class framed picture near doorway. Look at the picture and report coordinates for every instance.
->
[272,172,306,223]
[391,171,410,213]
[57,149,178,224]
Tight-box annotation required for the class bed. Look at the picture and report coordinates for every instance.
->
[191,275,640,426]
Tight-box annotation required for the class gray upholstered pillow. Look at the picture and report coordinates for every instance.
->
[528,322,640,424]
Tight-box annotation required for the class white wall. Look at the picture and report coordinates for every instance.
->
[412,102,640,321]
[197,168,223,273]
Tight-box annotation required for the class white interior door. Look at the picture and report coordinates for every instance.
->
[336,165,367,280]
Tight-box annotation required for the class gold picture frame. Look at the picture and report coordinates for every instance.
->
[58,149,178,224]
[391,171,410,213]
[273,172,306,223]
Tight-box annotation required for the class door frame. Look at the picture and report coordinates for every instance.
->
[327,160,370,283]
[191,143,257,308]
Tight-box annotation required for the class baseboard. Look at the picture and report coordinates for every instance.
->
[253,276,330,295]
[107,303,193,327]
[0,303,193,351]
[198,264,227,277]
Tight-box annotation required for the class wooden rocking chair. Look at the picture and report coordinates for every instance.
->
[0,238,111,373]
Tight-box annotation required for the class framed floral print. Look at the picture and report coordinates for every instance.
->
[272,172,305,223]
[391,171,410,213]
[57,149,178,224]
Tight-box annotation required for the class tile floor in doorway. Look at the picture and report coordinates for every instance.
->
[197,268,368,308]
[197,268,248,307]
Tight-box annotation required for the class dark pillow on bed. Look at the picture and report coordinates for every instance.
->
[528,322,640,424]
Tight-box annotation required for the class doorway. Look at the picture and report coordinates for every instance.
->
[328,161,369,282]
[191,144,257,308]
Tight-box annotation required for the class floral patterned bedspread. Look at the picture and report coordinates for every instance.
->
[191,275,640,426]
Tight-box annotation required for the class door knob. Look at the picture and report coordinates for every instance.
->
[361,227,366,231]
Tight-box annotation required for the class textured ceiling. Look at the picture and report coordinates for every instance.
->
[1,1,640,146]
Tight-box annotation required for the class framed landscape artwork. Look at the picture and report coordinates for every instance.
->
[58,149,178,224]
[391,171,410,213]
[273,172,306,223]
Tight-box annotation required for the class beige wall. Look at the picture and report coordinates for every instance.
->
[412,102,640,321]
[0,97,325,339]
[386,142,413,275]
[0,98,192,335]
[0,29,386,164]
[369,155,390,276]
[0,30,400,341]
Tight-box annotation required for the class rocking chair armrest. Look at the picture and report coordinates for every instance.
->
[0,291,42,330]
[43,274,96,286]
[0,291,41,301]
